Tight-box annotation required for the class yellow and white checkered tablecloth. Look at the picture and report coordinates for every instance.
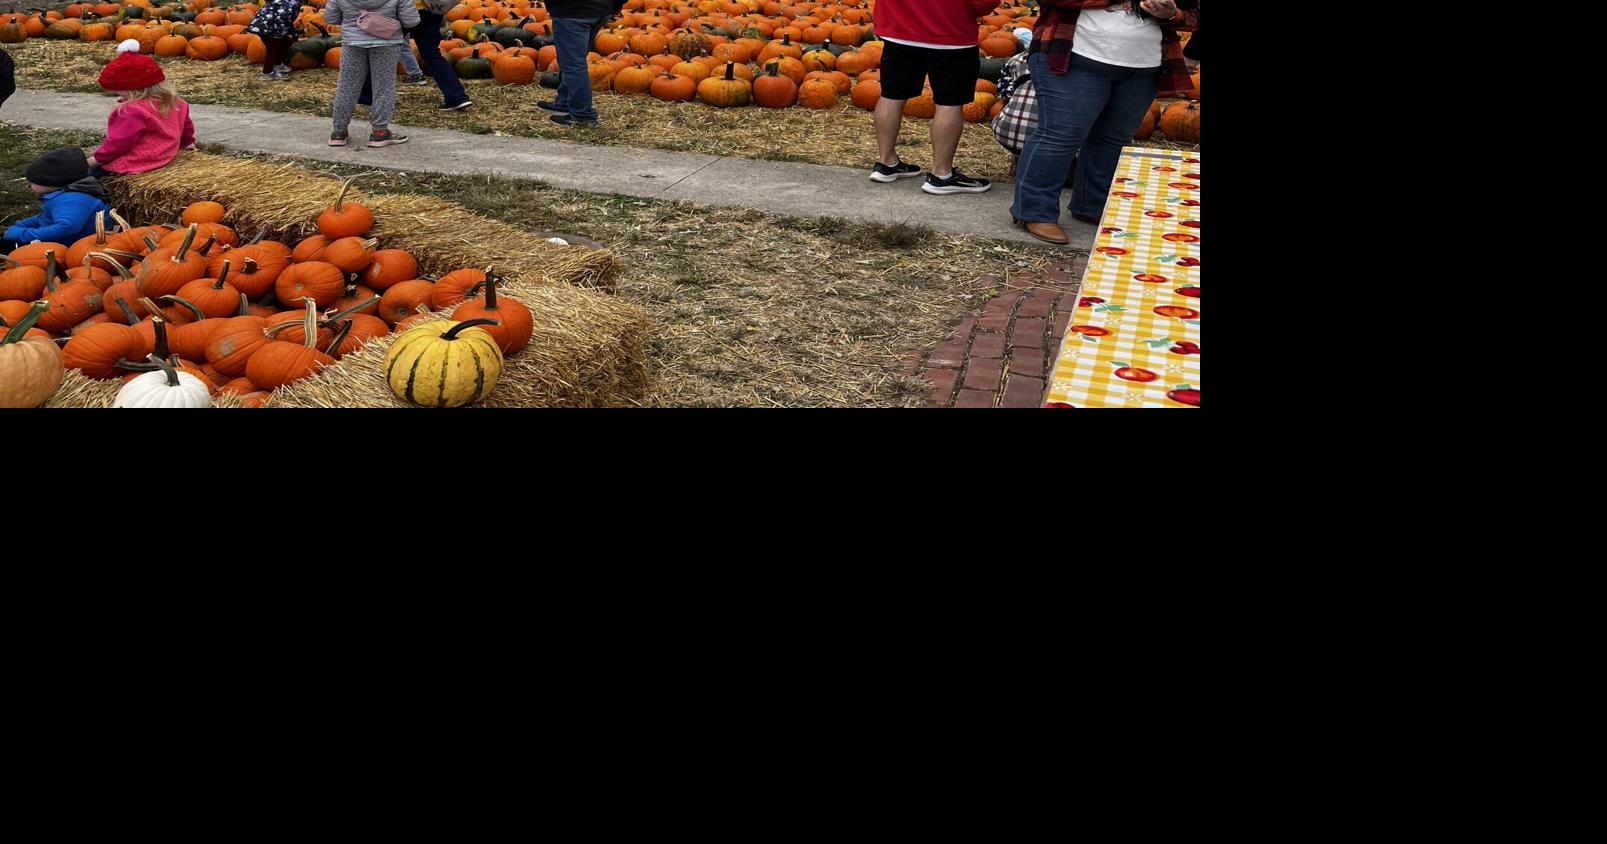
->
[1045,147,1200,408]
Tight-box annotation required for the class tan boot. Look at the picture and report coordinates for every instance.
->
[1015,218,1070,246]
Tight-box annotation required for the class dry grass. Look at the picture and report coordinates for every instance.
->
[5,39,1197,185]
[342,167,1067,407]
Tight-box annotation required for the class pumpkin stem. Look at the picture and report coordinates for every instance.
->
[113,297,141,324]
[325,320,353,356]
[0,301,48,346]
[0,255,17,270]
[725,61,736,80]
[86,250,132,280]
[484,273,499,309]
[145,352,181,388]
[149,314,170,360]
[331,176,358,214]
[143,235,161,253]
[95,210,106,244]
[243,256,260,277]
[325,295,381,323]
[236,293,251,316]
[196,232,218,256]
[442,318,500,341]
[214,260,231,290]
[173,224,199,262]
[256,287,277,306]
[300,297,318,350]
[156,295,204,323]
[45,249,60,284]
[108,209,133,233]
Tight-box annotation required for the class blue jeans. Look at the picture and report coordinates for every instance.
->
[1010,52,1159,224]
[360,13,469,108]
[553,16,606,121]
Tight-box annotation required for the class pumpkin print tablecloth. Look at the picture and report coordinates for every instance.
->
[1045,147,1200,408]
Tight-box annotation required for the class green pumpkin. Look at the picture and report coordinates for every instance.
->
[455,56,492,79]
[493,18,534,48]
[979,55,1008,83]
[289,38,329,65]
[825,41,853,57]
[539,70,560,89]
[122,5,145,19]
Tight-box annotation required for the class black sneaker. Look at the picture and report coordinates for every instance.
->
[870,160,923,183]
[536,100,568,113]
[329,130,349,147]
[922,169,992,195]
[550,113,598,126]
[438,100,473,111]
[368,129,409,147]
[401,74,429,86]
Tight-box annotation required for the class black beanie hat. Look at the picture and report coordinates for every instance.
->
[26,147,89,188]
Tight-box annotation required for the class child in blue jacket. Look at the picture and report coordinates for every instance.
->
[3,147,112,253]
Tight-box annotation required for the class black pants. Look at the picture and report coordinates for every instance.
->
[261,36,293,70]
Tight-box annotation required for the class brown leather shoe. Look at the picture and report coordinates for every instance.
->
[1015,218,1071,246]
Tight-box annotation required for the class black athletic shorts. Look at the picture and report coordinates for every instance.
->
[878,40,980,107]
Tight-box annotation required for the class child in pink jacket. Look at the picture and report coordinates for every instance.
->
[86,40,197,176]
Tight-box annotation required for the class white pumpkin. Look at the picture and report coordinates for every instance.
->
[114,356,212,408]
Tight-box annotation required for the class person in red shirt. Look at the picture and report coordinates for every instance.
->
[870,0,998,195]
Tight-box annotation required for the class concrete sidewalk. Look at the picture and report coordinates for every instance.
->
[2,88,1096,248]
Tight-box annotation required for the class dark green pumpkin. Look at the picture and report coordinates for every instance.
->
[979,55,1008,83]
[824,40,852,57]
[530,23,554,49]
[122,5,145,18]
[493,17,533,48]
[539,70,560,89]
[289,38,329,63]
[455,56,492,79]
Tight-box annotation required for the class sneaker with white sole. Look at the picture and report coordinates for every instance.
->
[922,169,992,195]
[368,129,409,147]
[870,159,924,183]
[438,100,472,111]
[329,130,349,147]
[401,74,429,86]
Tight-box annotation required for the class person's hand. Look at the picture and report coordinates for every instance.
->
[85,156,97,167]
[1141,0,1179,20]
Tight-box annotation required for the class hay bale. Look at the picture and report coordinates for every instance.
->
[104,152,618,291]
[267,290,652,408]
[44,370,123,409]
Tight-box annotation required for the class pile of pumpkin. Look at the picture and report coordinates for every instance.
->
[442,0,1017,120]
[0,181,533,409]
[5,0,1195,138]
[0,2,262,62]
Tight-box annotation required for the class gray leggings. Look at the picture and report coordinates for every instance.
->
[332,44,401,133]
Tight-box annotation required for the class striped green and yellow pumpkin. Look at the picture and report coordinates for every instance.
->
[384,319,503,408]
